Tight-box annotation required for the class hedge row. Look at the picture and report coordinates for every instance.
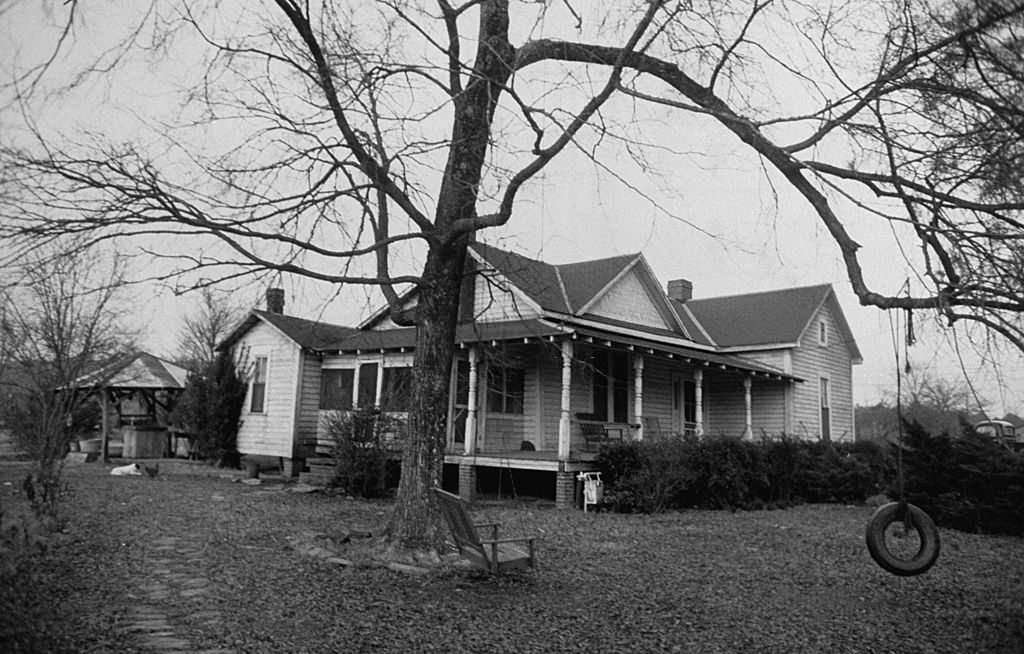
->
[596,434,893,513]
[597,427,1024,537]
[899,422,1024,536]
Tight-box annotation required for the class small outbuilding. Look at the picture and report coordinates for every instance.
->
[70,352,190,460]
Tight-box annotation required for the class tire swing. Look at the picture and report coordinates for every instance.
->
[865,307,940,577]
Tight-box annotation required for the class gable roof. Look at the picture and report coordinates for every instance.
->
[683,284,862,362]
[219,310,359,351]
[469,243,686,336]
[70,352,190,390]
[470,242,636,315]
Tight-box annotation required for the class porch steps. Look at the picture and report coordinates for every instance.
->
[299,457,335,486]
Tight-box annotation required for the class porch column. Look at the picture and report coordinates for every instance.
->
[557,339,573,461]
[464,347,479,456]
[100,388,110,463]
[744,375,753,438]
[694,368,704,435]
[633,354,644,440]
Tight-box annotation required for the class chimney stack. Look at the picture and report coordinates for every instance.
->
[667,279,693,303]
[266,287,285,314]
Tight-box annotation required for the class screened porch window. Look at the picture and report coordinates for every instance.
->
[320,368,355,410]
[380,366,413,412]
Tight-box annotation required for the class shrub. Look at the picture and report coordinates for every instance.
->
[599,439,697,513]
[169,350,247,467]
[898,421,1024,536]
[599,434,896,514]
[325,408,400,498]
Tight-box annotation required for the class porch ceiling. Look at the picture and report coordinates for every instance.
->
[565,325,801,382]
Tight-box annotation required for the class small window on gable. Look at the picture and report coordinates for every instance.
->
[818,319,828,346]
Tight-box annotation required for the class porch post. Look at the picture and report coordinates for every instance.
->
[744,375,753,438]
[694,368,704,435]
[633,354,644,440]
[464,347,478,456]
[557,339,573,461]
[100,388,110,463]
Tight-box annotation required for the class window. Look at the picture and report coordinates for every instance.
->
[486,365,525,414]
[357,363,378,407]
[250,356,268,413]
[818,319,828,346]
[591,350,629,423]
[320,368,354,410]
[380,366,413,412]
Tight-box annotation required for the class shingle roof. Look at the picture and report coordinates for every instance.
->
[70,352,190,390]
[683,285,833,348]
[470,242,636,314]
[254,311,360,350]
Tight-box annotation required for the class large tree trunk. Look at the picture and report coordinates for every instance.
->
[385,238,468,552]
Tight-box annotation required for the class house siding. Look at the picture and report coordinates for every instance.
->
[234,320,301,458]
[790,304,855,441]
[295,350,322,451]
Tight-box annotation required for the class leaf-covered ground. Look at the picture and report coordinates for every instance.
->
[2,460,1023,653]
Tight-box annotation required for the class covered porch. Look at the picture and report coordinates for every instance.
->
[443,322,798,507]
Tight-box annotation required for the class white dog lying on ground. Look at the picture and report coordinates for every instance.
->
[110,463,144,476]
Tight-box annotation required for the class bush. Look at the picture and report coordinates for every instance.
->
[898,421,1024,536]
[598,434,895,513]
[325,408,401,498]
[169,351,247,467]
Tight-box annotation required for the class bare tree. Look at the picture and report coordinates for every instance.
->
[2,0,1024,554]
[175,287,245,371]
[0,248,134,517]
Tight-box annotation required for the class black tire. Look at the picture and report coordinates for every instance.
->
[865,502,940,576]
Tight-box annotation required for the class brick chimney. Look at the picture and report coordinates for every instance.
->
[667,279,693,303]
[266,287,285,314]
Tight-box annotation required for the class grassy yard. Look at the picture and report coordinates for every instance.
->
[2,461,1023,653]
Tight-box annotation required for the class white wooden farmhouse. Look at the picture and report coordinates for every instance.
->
[220,244,862,506]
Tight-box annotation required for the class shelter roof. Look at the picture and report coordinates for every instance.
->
[71,352,190,390]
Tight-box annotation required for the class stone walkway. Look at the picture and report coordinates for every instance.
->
[120,535,231,653]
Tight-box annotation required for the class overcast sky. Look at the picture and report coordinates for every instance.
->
[3,1,1022,416]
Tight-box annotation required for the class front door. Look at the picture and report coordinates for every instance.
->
[671,374,697,434]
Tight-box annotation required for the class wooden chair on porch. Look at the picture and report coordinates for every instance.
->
[433,488,537,574]
[575,413,625,451]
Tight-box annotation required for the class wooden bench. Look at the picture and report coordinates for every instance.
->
[575,413,625,451]
[433,488,537,574]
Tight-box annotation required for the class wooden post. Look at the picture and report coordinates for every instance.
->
[100,388,110,463]
[694,368,704,436]
[557,339,573,461]
[744,375,753,438]
[633,354,644,440]
[464,347,478,456]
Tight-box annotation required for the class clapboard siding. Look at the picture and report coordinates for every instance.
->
[705,376,747,436]
[295,351,322,449]
[790,305,855,441]
[640,358,673,434]
[234,320,301,458]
